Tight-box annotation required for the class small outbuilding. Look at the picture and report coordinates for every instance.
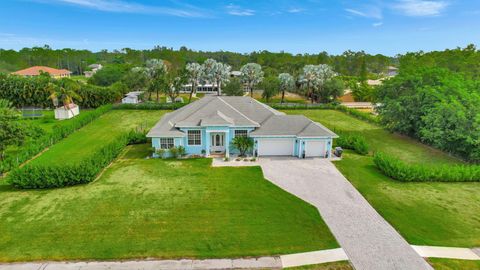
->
[122,91,144,104]
[54,103,80,120]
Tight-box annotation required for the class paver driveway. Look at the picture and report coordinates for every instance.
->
[259,157,433,270]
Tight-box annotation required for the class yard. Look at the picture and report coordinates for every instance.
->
[29,110,166,165]
[0,143,337,261]
[284,110,480,247]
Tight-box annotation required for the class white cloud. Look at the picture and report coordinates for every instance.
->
[392,0,449,16]
[373,22,384,27]
[288,8,305,14]
[345,6,382,19]
[226,4,255,16]
[32,0,207,17]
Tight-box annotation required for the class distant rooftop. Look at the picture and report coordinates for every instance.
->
[12,66,71,76]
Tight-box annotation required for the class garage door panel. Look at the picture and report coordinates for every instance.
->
[258,138,294,156]
[305,140,326,157]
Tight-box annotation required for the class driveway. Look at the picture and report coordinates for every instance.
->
[259,157,433,270]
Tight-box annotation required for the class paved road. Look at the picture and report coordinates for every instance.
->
[259,157,433,270]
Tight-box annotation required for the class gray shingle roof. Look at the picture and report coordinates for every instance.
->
[146,96,337,138]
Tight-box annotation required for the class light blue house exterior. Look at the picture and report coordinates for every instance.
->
[147,96,337,158]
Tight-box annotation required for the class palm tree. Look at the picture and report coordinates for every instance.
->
[278,73,295,103]
[47,79,81,110]
[240,63,264,97]
[186,62,203,102]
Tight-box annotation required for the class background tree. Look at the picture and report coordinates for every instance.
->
[202,59,231,96]
[299,64,335,103]
[88,64,129,86]
[185,62,203,102]
[318,78,344,103]
[223,77,244,96]
[145,59,167,102]
[0,99,26,160]
[260,76,280,103]
[278,73,294,103]
[122,67,149,92]
[352,82,375,102]
[240,63,264,97]
[163,68,187,103]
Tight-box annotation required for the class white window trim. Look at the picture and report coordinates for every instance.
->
[234,129,248,138]
[159,138,174,149]
[187,130,202,146]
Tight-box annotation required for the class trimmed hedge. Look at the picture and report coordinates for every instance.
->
[269,103,380,124]
[0,105,112,174]
[373,152,480,182]
[335,134,369,155]
[8,131,142,189]
[112,102,186,110]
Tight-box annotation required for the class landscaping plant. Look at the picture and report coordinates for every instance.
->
[373,152,480,182]
[232,136,254,157]
[335,134,369,155]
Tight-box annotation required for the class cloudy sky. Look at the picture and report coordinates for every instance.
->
[0,0,479,55]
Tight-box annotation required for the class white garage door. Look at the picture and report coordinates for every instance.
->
[305,140,326,157]
[258,138,295,156]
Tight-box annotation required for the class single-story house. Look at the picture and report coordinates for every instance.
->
[12,66,71,78]
[122,91,143,104]
[84,64,103,78]
[147,96,338,158]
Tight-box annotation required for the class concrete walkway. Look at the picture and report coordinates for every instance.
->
[259,157,433,270]
[1,246,479,270]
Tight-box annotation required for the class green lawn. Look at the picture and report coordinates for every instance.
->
[286,261,353,270]
[0,144,337,262]
[428,258,480,270]
[29,110,166,165]
[284,110,480,247]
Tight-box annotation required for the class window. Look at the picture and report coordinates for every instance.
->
[188,130,201,145]
[235,130,248,138]
[159,138,174,149]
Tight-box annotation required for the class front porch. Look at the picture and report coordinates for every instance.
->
[205,130,230,157]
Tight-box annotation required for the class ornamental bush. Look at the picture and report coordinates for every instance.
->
[335,134,369,155]
[373,152,480,182]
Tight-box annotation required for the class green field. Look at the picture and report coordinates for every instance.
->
[29,110,166,165]
[0,143,337,261]
[429,258,480,270]
[284,110,480,247]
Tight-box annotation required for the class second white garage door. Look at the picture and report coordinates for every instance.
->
[305,140,326,157]
[257,138,295,156]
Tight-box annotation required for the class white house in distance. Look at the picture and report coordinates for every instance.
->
[54,103,80,120]
[122,91,144,104]
[84,64,103,78]
[180,70,246,95]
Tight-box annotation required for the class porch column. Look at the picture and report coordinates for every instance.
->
[225,131,230,158]
[205,132,210,157]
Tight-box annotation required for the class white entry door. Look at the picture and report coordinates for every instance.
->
[210,133,225,153]
[257,138,295,156]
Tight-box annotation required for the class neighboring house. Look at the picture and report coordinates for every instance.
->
[84,64,103,78]
[12,66,71,78]
[181,83,219,94]
[230,70,242,78]
[386,66,398,77]
[122,91,143,104]
[147,96,337,158]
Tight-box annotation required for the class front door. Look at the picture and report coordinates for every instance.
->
[210,133,225,153]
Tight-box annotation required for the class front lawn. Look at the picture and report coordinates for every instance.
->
[284,110,480,247]
[0,144,337,261]
[428,258,480,270]
[29,110,166,165]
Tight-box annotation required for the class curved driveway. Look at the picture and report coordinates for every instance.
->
[259,157,433,270]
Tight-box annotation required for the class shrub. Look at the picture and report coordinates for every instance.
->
[373,152,480,182]
[0,105,111,174]
[127,129,147,145]
[177,146,186,157]
[112,102,186,110]
[169,147,179,159]
[232,136,254,157]
[8,133,130,189]
[335,134,369,155]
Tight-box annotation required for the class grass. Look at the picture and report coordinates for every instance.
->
[428,258,480,270]
[285,261,353,270]
[253,91,309,104]
[0,144,337,262]
[29,110,166,165]
[283,110,480,247]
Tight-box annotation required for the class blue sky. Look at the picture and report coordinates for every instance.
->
[0,0,479,55]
